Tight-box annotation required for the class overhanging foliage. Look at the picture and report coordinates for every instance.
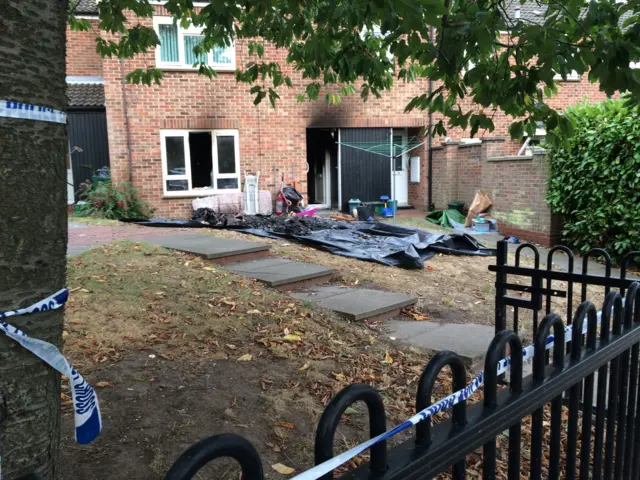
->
[69,0,640,141]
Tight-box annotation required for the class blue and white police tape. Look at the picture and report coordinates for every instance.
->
[0,100,66,124]
[291,308,606,480]
[0,289,101,444]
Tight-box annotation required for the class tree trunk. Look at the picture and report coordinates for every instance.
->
[0,0,67,477]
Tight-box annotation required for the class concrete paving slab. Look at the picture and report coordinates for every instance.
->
[385,320,495,365]
[289,285,352,300]
[226,257,294,273]
[290,286,418,321]
[228,258,334,287]
[145,234,269,259]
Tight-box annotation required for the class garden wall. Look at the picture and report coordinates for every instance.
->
[431,138,562,246]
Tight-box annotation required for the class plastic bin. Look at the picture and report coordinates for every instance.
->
[348,198,361,217]
[372,202,384,215]
[357,204,375,221]
[472,219,491,232]
[447,200,465,213]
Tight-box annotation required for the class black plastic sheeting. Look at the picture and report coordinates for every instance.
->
[134,214,495,269]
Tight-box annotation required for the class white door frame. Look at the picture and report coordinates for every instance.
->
[392,128,409,206]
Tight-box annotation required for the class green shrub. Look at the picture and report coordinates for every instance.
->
[546,100,640,261]
[77,180,155,220]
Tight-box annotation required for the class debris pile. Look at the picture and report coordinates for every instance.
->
[191,208,350,235]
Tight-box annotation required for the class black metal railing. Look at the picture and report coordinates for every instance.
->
[166,283,640,479]
[490,239,640,337]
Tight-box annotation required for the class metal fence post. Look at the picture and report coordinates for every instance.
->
[494,240,508,335]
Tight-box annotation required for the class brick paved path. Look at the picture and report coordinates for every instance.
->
[68,222,194,255]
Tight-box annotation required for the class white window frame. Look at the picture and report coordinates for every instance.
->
[160,129,241,197]
[153,16,236,71]
[554,70,580,81]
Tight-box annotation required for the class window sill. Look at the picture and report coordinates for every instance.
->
[163,190,241,199]
[156,65,236,73]
[487,155,533,162]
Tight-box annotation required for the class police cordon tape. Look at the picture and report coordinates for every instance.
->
[0,289,101,445]
[0,100,67,124]
[291,307,608,480]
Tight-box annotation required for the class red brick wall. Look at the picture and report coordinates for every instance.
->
[66,21,102,76]
[431,139,561,245]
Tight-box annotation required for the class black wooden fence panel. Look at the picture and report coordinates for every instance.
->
[339,128,391,212]
[67,109,110,201]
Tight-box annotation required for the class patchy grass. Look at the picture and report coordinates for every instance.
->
[61,242,445,479]
[154,229,609,339]
[68,214,121,226]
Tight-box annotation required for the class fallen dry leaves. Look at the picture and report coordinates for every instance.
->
[271,463,296,475]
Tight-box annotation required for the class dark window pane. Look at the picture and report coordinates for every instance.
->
[216,136,236,174]
[189,132,213,188]
[166,179,188,191]
[217,178,238,190]
[165,136,185,174]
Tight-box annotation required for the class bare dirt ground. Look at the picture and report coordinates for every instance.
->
[60,242,450,479]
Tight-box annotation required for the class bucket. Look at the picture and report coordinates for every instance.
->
[447,200,465,213]
[388,200,397,213]
[348,198,361,217]
[357,204,375,221]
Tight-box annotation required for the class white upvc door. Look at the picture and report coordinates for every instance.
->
[392,129,409,206]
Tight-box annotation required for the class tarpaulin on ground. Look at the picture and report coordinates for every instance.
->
[135,211,495,269]
[425,209,467,229]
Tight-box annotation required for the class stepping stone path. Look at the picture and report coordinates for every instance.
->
[290,286,418,322]
[141,233,496,361]
[227,258,335,291]
[146,234,270,264]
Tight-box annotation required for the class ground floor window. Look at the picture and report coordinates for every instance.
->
[160,129,240,196]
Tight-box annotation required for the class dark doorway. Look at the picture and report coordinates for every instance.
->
[189,132,213,188]
[67,109,110,201]
[339,128,391,212]
[306,129,338,207]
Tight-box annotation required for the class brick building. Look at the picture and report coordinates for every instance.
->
[66,0,616,244]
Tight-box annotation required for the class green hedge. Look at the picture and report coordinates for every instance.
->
[546,100,640,261]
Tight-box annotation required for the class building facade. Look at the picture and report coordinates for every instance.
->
[67,0,614,244]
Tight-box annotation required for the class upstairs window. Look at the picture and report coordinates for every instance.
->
[161,129,241,196]
[553,70,580,81]
[154,17,235,70]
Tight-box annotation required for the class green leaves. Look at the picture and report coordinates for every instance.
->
[84,0,640,135]
[125,68,163,86]
[546,99,640,261]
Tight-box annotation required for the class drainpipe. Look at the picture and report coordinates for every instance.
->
[119,59,134,183]
[427,25,435,211]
